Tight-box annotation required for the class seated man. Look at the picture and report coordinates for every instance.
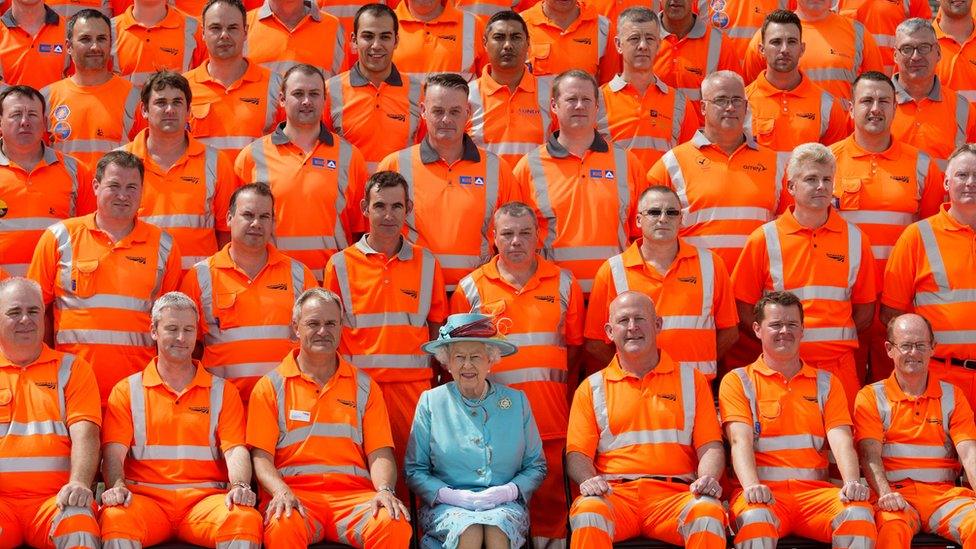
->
[720,291,877,548]
[99,291,262,547]
[566,291,728,548]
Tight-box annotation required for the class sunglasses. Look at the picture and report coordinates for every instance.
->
[641,208,681,218]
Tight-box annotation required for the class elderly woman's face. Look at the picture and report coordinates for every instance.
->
[448,341,492,397]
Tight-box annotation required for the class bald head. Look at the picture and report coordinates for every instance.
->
[606,291,660,361]
[608,291,655,319]
[0,277,42,307]
[0,277,45,358]
[886,313,934,344]
[885,313,935,377]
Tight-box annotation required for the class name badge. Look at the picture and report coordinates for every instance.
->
[289,409,311,422]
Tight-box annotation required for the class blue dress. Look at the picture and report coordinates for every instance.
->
[405,381,547,549]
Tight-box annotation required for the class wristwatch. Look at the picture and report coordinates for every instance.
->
[231,482,251,491]
[377,485,395,494]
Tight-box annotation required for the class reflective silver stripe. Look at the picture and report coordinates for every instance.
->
[460,12,476,75]
[122,86,141,138]
[955,92,969,147]
[913,288,976,305]
[852,20,865,72]
[279,464,371,478]
[321,3,364,16]
[407,77,423,147]
[597,15,610,61]
[916,152,932,201]
[457,274,481,311]
[887,468,959,484]
[661,315,715,330]
[276,235,339,251]
[332,138,353,249]
[612,146,630,251]
[342,354,430,368]
[57,293,151,311]
[491,367,567,385]
[663,150,688,209]
[727,26,759,39]
[613,135,671,151]
[882,443,952,458]
[552,246,621,261]
[802,326,858,342]
[526,148,558,251]
[678,87,701,101]
[485,141,540,156]
[58,138,121,153]
[819,91,833,139]
[205,362,279,379]
[679,514,725,540]
[756,434,825,452]
[929,498,972,542]
[289,258,305,303]
[458,2,510,14]
[608,253,628,294]
[570,509,614,537]
[337,503,371,546]
[103,539,141,549]
[194,261,218,335]
[249,138,270,182]
[838,210,915,225]
[183,16,199,71]
[683,206,771,225]
[736,507,779,530]
[756,466,828,481]
[0,217,60,231]
[480,152,501,262]
[933,330,976,344]
[538,82,552,134]
[266,71,283,131]
[467,78,486,146]
[874,34,895,47]
[327,75,344,133]
[126,479,228,490]
[279,422,363,448]
[871,381,891,431]
[130,445,219,460]
[152,230,175,300]
[916,219,950,293]
[198,136,257,150]
[764,222,786,291]
[56,330,153,346]
[205,325,293,344]
[140,214,208,228]
[505,332,562,346]
[128,372,223,462]
[0,420,68,436]
[805,68,855,83]
[56,354,72,418]
[0,456,71,472]
[704,27,723,74]
[400,148,418,241]
[53,532,99,549]
[831,505,874,531]
[683,235,747,249]
[0,263,28,276]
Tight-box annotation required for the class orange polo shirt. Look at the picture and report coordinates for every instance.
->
[935,14,976,102]
[451,254,584,440]
[700,0,791,58]
[247,351,393,493]
[744,70,849,152]
[654,14,741,108]
[102,359,246,492]
[892,75,976,171]
[316,0,374,32]
[567,353,721,477]
[376,135,520,290]
[830,135,944,281]
[585,239,737,379]
[324,64,424,173]
[837,0,932,73]
[646,131,788,270]
[179,243,317,401]
[521,1,615,84]
[245,2,346,79]
[184,59,283,159]
[514,132,644,294]
[392,1,485,81]
[0,346,100,498]
[597,74,698,170]
[732,208,877,362]
[467,67,552,169]
[123,129,238,272]
[323,236,448,382]
[883,205,976,363]
[742,12,884,101]
[234,123,369,280]
[111,5,204,88]
[0,144,84,277]
[0,7,68,90]
[27,214,183,404]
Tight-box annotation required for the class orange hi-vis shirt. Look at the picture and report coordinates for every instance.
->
[179,243,317,400]
[854,373,976,485]
[0,346,100,498]
[892,75,976,172]
[883,205,976,364]
[521,2,614,84]
[325,64,423,173]
[830,135,944,280]
[719,356,852,483]
[47,0,110,18]
[467,67,552,169]
[731,208,878,362]
[0,144,83,277]
[455,0,516,16]
[935,14,976,102]
[323,236,448,383]
[245,2,346,79]
[584,239,737,379]
[452,254,585,439]
[597,74,698,170]
[42,75,142,172]
[647,131,788,270]
[27,214,183,403]
[567,353,721,479]
[123,129,238,272]
[111,6,204,88]
[391,1,484,81]
[744,70,849,152]
[376,135,520,291]
[0,7,68,90]
[700,0,791,58]
[514,132,643,294]
[184,60,283,158]
[836,0,932,73]
[316,0,377,31]
[654,14,741,107]
[742,13,884,101]
[102,359,246,493]
[234,123,369,280]
[247,351,394,493]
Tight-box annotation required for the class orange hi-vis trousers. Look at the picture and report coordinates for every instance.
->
[375,378,429,500]
[876,480,976,548]
[530,438,569,548]
[0,496,98,549]
[730,479,877,548]
[569,478,727,548]
[99,486,262,547]
[263,488,412,548]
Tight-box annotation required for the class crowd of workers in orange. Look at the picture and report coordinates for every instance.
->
[1,0,976,546]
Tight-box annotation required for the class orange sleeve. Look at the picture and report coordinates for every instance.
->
[216,381,247,452]
[178,266,209,339]
[375,150,399,174]
[564,273,585,346]
[343,144,369,235]
[566,377,599,458]
[473,17,488,77]
[856,27,885,74]
[822,94,850,146]
[597,24,618,86]
[740,30,765,84]
[852,384,883,444]
[717,33,742,75]
[949,385,976,444]
[427,256,449,323]
[245,376,279,455]
[626,152,645,240]
[966,99,976,144]
[449,278,472,313]
[911,0,933,18]
[27,228,60,305]
[730,227,769,305]
[496,156,521,204]
[213,150,239,233]
[74,160,96,216]
[300,263,317,290]
[233,145,256,183]
[101,379,134,448]
[678,93,699,143]
[322,82,338,133]
[711,250,738,329]
[645,155,672,188]
[322,256,340,293]
[718,368,752,426]
[362,378,395,454]
[583,260,613,341]
[823,373,853,431]
[775,152,792,214]
[160,237,184,292]
[691,369,722,448]
[850,228,878,304]
[190,20,206,69]
[64,354,102,428]
[919,157,946,219]
[881,225,921,312]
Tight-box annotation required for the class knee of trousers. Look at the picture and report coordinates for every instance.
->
[733,505,779,548]
[49,506,100,549]
[570,495,612,517]
[216,506,263,542]
[678,496,728,541]
[569,496,615,541]
[832,503,878,544]
[365,516,413,547]
[99,505,143,540]
[262,511,309,547]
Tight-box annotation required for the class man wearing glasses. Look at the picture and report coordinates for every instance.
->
[585,185,738,381]
[854,313,976,548]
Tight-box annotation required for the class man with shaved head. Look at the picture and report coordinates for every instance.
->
[566,291,727,548]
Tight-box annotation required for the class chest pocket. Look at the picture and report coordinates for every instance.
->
[837,178,862,210]
[214,291,240,329]
[72,259,100,298]
[528,43,552,75]
[758,399,781,420]
[752,116,776,137]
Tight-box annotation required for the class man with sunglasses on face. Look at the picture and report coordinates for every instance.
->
[585,185,738,382]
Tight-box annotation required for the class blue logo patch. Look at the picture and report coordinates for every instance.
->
[473,176,484,186]
[604,170,615,179]
[460,176,473,185]
[311,157,325,167]
[39,44,52,53]
[53,121,71,140]
[589,169,604,179]
[53,105,70,120]
[326,159,337,169]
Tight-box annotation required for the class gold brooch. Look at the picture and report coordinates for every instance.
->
[498,397,512,409]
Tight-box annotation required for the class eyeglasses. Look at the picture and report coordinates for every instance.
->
[640,208,681,218]
[890,341,933,354]
[896,43,935,56]
[704,96,747,109]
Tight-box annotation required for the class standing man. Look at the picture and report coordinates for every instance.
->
[236,64,369,282]
[391,0,483,80]
[0,0,69,90]
[0,277,101,549]
[836,0,932,75]
[110,0,204,87]
[451,200,585,548]
[180,183,317,403]
[377,73,520,292]
[935,0,976,102]
[244,0,345,79]
[248,288,413,548]
[521,0,615,84]
[28,150,183,404]
[99,291,263,548]
[567,291,728,548]
[123,70,238,274]
[721,291,877,548]
[515,69,644,295]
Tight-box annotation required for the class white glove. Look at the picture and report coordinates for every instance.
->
[436,487,482,510]
[469,483,519,510]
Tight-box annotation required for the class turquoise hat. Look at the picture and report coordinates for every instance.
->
[421,313,518,357]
